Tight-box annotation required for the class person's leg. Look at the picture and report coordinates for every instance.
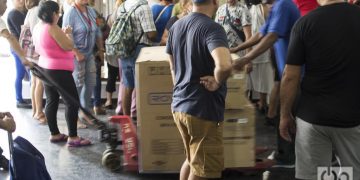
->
[56,71,80,138]
[43,76,61,137]
[31,72,37,117]
[187,115,224,179]
[259,92,268,111]
[93,59,102,108]
[84,55,97,112]
[105,63,119,108]
[331,125,360,180]
[131,90,137,118]
[268,48,280,119]
[173,112,192,180]
[34,77,46,123]
[180,160,191,180]
[267,82,279,118]
[120,56,135,116]
[116,59,123,115]
[294,118,333,180]
[122,87,133,116]
[12,50,27,104]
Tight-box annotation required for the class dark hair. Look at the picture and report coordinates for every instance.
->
[38,1,59,24]
[248,0,262,6]
[25,0,40,10]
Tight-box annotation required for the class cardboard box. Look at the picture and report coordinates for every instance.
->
[136,46,185,173]
[223,107,256,168]
[225,73,250,109]
[136,47,255,172]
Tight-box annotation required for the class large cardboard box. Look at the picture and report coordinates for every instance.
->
[223,106,256,168]
[136,47,255,172]
[136,46,185,173]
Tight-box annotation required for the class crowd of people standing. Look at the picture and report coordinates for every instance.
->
[1,0,360,179]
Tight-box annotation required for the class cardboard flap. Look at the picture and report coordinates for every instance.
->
[137,46,169,63]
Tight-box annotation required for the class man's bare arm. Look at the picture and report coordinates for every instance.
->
[279,65,301,141]
[233,32,278,70]
[211,47,233,84]
[230,32,262,53]
[168,54,176,85]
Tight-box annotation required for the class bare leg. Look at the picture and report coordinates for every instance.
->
[105,92,112,107]
[34,78,46,124]
[122,87,133,116]
[31,74,37,117]
[267,82,280,118]
[188,172,207,180]
[180,160,191,180]
[258,92,268,110]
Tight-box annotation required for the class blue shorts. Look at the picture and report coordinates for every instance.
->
[120,45,144,88]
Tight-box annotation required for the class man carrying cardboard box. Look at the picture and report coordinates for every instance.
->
[166,0,232,179]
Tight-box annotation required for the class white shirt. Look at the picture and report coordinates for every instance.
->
[23,6,40,33]
[0,17,7,33]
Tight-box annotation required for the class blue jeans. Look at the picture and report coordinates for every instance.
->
[72,53,96,111]
[11,50,27,102]
[120,45,145,88]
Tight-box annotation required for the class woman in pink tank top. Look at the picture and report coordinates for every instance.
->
[33,1,91,147]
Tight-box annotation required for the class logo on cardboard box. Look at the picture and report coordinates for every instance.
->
[152,160,167,166]
[148,93,172,105]
[148,66,171,75]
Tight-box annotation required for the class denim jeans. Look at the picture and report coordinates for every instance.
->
[72,53,96,111]
[11,50,27,102]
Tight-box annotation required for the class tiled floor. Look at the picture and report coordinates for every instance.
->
[0,55,294,180]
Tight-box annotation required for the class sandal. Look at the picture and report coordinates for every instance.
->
[50,134,68,143]
[67,137,91,147]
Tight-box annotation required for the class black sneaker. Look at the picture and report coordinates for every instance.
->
[0,155,9,171]
[16,101,32,109]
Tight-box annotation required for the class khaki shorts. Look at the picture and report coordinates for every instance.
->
[173,112,224,178]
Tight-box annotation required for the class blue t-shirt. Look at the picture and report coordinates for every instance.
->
[151,4,174,43]
[166,13,229,122]
[260,0,300,78]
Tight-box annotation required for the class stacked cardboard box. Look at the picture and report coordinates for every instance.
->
[136,46,184,173]
[136,46,255,172]
[223,59,256,168]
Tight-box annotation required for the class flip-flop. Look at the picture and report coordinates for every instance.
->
[50,134,68,143]
[67,137,91,147]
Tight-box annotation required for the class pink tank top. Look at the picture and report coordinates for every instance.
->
[34,23,74,71]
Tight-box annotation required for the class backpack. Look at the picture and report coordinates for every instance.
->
[105,1,146,59]
[9,136,51,180]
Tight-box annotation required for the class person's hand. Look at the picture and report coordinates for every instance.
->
[245,63,253,74]
[62,25,73,34]
[22,59,34,68]
[200,76,220,91]
[229,47,239,53]
[75,52,85,62]
[97,51,105,66]
[0,112,16,132]
[233,56,251,71]
[279,114,296,142]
